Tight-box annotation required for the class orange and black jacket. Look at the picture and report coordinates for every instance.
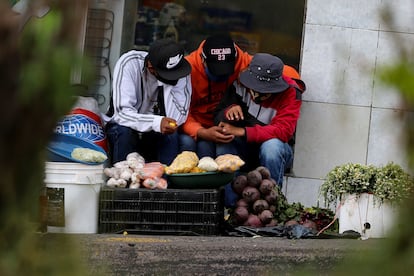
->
[182,41,253,139]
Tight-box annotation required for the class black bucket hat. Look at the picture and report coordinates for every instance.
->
[239,53,289,93]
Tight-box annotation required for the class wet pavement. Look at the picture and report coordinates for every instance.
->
[55,233,381,275]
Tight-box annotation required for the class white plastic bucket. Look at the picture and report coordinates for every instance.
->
[44,162,105,234]
[339,193,398,238]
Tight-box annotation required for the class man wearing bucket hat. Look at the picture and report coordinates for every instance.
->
[179,34,253,158]
[214,53,306,188]
[104,38,192,165]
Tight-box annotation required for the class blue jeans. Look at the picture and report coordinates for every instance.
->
[179,133,239,158]
[179,134,214,158]
[106,123,179,165]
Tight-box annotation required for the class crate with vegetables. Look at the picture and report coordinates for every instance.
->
[99,151,246,235]
[103,150,245,189]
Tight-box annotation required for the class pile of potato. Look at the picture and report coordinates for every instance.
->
[165,151,245,174]
[229,166,282,227]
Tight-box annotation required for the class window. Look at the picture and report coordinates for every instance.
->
[134,0,305,70]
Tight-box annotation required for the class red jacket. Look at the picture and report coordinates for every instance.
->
[182,41,253,139]
[245,76,304,143]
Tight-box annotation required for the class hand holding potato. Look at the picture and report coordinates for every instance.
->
[160,117,177,134]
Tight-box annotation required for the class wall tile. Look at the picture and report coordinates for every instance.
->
[378,1,414,33]
[301,25,377,106]
[367,108,412,171]
[285,177,326,208]
[372,31,414,109]
[292,102,371,179]
[305,0,381,29]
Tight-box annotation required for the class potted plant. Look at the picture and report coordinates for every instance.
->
[320,162,414,238]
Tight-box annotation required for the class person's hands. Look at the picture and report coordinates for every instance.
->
[225,105,244,121]
[218,122,245,137]
[197,126,234,143]
[160,117,177,134]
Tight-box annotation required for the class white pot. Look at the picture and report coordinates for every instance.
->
[338,193,398,239]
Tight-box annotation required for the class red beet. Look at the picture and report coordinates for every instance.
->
[244,214,263,228]
[242,186,260,204]
[264,189,278,205]
[265,219,278,227]
[252,199,269,214]
[246,170,262,187]
[235,198,249,208]
[302,219,318,231]
[258,209,274,225]
[270,178,279,188]
[232,174,248,195]
[259,179,275,195]
[256,166,271,179]
[233,206,249,224]
[284,220,299,227]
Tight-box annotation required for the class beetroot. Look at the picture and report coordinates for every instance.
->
[264,189,278,205]
[246,170,262,187]
[270,178,279,188]
[252,199,269,214]
[235,198,249,208]
[233,206,249,224]
[284,220,299,227]
[242,186,260,204]
[302,219,318,231]
[269,205,276,213]
[232,175,248,195]
[258,209,274,225]
[259,179,275,195]
[244,214,263,227]
[256,166,271,179]
[265,219,278,227]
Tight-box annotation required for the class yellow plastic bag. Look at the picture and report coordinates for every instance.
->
[165,151,199,174]
[215,154,245,173]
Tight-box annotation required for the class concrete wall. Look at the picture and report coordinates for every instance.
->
[285,0,414,207]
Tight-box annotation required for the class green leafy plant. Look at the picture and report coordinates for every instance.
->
[320,162,414,207]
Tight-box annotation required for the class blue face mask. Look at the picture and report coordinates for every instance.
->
[205,67,230,82]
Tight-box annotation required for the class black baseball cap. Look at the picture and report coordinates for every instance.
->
[202,34,237,77]
[147,39,191,81]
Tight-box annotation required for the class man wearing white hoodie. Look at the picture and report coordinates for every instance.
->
[105,39,192,165]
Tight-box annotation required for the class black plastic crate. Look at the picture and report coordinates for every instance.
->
[98,187,224,236]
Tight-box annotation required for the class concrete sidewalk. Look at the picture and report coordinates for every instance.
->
[62,233,380,275]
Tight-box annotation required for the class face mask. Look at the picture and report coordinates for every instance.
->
[205,67,230,82]
[249,89,271,104]
[252,97,264,104]
[156,75,178,86]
